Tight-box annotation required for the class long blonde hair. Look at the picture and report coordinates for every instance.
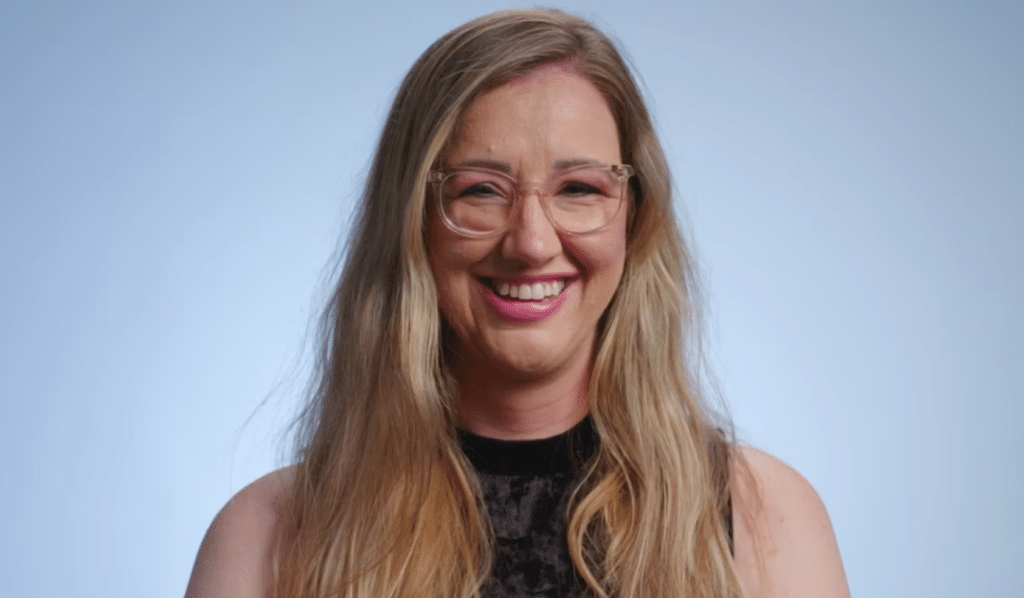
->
[275,9,741,598]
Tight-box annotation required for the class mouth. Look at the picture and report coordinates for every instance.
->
[479,277,570,301]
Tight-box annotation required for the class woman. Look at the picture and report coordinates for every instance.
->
[186,9,849,598]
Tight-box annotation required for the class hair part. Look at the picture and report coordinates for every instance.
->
[275,9,742,598]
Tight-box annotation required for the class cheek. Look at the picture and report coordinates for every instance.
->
[592,226,629,299]
[426,225,488,325]
[427,216,462,282]
[429,257,468,336]
[579,222,628,276]
[429,242,478,289]
[599,243,627,294]
[566,233,627,312]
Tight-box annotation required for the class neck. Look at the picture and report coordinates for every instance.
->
[454,354,591,440]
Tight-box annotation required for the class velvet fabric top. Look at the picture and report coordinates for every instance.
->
[457,417,597,598]
[458,418,733,597]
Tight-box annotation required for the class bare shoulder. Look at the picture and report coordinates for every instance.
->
[730,446,851,598]
[184,466,296,598]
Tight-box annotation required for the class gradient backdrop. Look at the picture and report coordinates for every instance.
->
[2,1,1021,597]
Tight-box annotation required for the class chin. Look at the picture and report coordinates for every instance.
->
[482,332,587,379]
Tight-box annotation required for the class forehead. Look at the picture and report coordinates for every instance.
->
[445,66,621,170]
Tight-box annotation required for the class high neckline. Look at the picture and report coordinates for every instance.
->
[457,416,598,476]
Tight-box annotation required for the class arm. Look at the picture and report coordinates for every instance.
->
[732,447,851,598]
[184,467,294,598]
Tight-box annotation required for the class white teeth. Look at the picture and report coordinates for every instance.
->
[491,279,567,301]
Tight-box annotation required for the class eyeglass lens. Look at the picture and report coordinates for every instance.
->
[439,166,626,234]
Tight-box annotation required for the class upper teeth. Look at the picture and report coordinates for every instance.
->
[493,280,566,300]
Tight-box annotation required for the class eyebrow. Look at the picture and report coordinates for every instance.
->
[452,157,606,173]
[553,157,604,170]
[455,159,513,173]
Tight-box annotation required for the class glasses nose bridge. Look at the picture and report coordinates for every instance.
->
[512,176,559,231]
[516,175,554,202]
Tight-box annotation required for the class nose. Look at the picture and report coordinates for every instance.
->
[500,188,561,266]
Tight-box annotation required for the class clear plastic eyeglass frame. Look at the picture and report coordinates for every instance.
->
[428,163,634,238]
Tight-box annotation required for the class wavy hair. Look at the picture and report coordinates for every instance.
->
[274,9,742,598]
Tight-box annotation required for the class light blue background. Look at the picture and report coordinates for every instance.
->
[2,1,1020,597]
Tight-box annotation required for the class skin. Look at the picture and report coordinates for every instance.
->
[427,65,628,440]
[185,66,851,598]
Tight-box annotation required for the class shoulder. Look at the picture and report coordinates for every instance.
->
[730,446,851,598]
[184,466,296,598]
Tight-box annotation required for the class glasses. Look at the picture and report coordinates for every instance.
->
[429,163,634,237]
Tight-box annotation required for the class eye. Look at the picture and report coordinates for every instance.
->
[442,172,513,204]
[559,181,604,196]
[460,182,504,198]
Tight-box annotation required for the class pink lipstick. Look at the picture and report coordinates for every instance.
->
[475,277,573,323]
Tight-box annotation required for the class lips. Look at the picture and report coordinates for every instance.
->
[474,276,575,323]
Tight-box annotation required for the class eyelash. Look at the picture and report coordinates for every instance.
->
[458,182,602,197]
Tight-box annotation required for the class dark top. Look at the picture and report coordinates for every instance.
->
[458,418,734,598]
[458,418,597,598]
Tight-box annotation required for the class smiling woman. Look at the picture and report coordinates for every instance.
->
[428,66,629,438]
[185,8,849,598]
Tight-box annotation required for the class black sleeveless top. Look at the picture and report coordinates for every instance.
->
[457,418,597,598]
[458,417,734,598]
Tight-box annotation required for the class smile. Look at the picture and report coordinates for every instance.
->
[489,279,567,301]
[474,277,574,323]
